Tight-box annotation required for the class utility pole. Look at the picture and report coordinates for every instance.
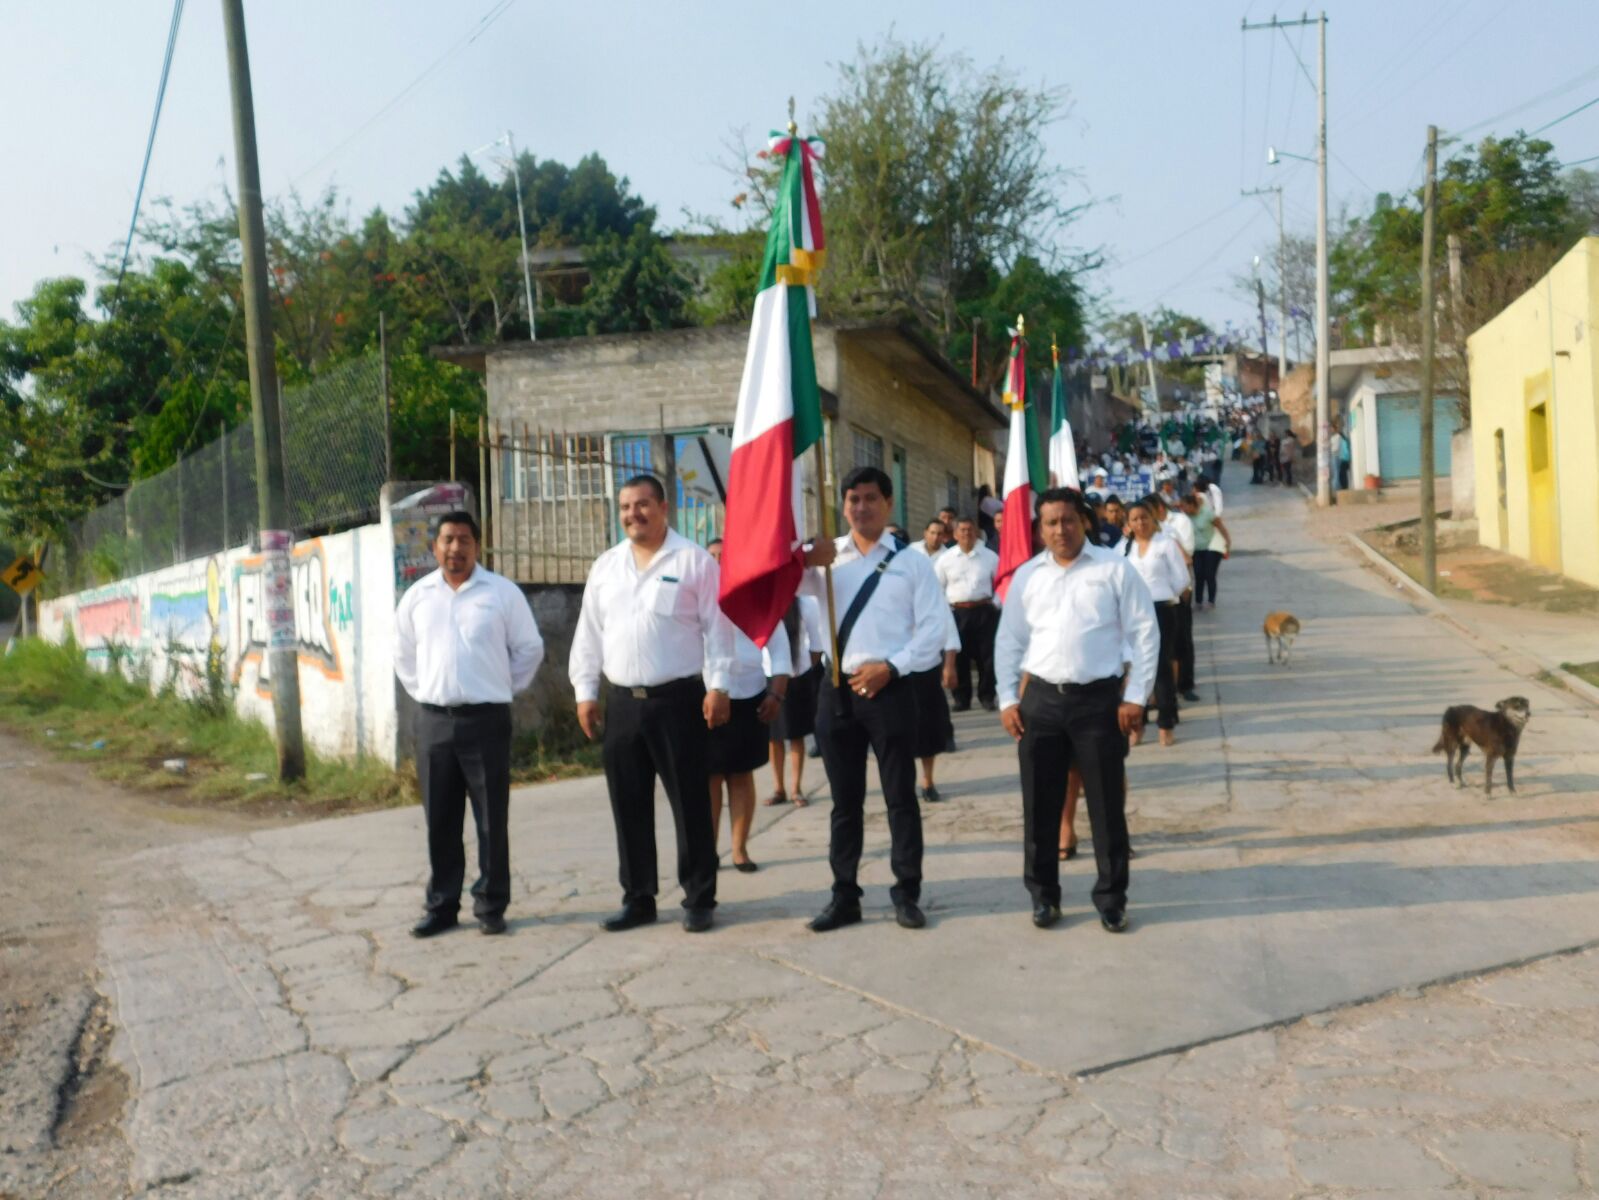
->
[1418,124,1439,594]
[1139,317,1161,415]
[506,131,537,341]
[1251,11,1330,502]
[1447,232,1464,343]
[1255,266,1270,362]
[1242,184,1289,405]
[222,0,305,782]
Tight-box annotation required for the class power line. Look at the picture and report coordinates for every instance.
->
[289,0,517,187]
[1115,197,1250,269]
[1560,152,1599,168]
[111,0,185,312]
[1532,94,1599,136]
[1449,63,1599,140]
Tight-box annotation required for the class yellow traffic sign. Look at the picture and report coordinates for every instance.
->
[1,555,42,594]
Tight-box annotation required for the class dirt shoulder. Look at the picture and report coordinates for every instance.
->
[0,730,290,1199]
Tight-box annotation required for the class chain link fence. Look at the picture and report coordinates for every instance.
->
[56,354,388,592]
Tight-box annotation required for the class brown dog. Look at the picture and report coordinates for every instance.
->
[1432,696,1531,795]
[1263,611,1301,664]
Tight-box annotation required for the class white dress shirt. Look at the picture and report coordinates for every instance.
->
[724,618,788,699]
[394,565,544,705]
[800,533,947,675]
[763,594,824,676]
[994,544,1160,710]
[934,543,999,603]
[1204,482,1224,515]
[910,540,946,560]
[569,529,734,704]
[1118,533,1190,603]
[1163,509,1195,558]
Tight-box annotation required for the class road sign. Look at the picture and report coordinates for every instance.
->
[1,555,42,594]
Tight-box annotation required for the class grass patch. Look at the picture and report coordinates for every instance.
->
[1563,661,1599,689]
[511,705,603,784]
[0,637,412,816]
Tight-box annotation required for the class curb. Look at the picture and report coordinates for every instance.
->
[1345,531,1599,709]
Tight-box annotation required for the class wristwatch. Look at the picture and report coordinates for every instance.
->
[885,663,901,682]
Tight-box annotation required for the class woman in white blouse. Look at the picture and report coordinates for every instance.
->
[1119,500,1188,746]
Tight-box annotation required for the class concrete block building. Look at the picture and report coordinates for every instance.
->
[437,319,1006,583]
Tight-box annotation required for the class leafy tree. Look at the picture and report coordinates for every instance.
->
[804,37,1093,384]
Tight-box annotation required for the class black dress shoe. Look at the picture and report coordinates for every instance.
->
[1100,909,1129,933]
[980,699,998,712]
[808,900,862,932]
[1032,903,1061,929]
[920,785,942,803]
[733,858,759,873]
[895,901,926,929]
[682,908,714,933]
[1181,690,1200,703]
[410,913,458,939]
[951,702,972,713]
[601,903,657,933]
[478,913,507,936]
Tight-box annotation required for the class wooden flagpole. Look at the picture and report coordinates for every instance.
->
[814,429,841,687]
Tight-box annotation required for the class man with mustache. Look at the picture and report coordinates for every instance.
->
[570,475,735,934]
[396,510,544,938]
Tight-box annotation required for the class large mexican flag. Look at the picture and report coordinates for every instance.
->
[717,130,826,647]
[1048,340,1080,488]
[995,327,1047,601]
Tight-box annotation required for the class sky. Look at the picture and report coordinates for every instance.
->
[5,0,1599,343]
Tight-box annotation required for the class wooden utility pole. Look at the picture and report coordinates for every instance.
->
[1418,124,1439,594]
[222,0,305,781]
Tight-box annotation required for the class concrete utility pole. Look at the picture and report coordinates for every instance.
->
[1139,317,1161,415]
[1249,11,1330,504]
[222,0,305,781]
[1242,184,1289,405]
[506,131,537,341]
[1418,124,1439,594]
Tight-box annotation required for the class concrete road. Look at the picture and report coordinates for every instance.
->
[52,482,1599,1196]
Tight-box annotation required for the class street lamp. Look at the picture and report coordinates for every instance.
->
[469,132,538,341]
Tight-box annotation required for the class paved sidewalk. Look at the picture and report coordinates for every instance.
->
[75,482,1599,1197]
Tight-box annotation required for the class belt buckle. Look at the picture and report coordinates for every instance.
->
[630,687,647,699]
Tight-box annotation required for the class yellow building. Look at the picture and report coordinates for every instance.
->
[1467,236,1599,588]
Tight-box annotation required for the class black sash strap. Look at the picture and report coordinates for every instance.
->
[834,545,900,661]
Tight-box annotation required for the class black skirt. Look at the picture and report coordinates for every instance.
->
[707,694,770,775]
[909,666,955,758]
[771,663,819,742]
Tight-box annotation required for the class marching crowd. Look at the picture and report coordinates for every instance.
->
[392,423,1234,943]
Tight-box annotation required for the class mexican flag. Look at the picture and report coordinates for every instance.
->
[1048,340,1080,488]
[995,327,1046,601]
[717,129,826,647]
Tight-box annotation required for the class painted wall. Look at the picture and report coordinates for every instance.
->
[1468,237,1599,588]
[37,481,479,765]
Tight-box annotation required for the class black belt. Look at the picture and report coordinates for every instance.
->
[420,701,509,715]
[1029,675,1121,695]
[951,599,993,609]
[605,675,703,700]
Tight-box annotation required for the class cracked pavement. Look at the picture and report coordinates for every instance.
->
[54,485,1599,1196]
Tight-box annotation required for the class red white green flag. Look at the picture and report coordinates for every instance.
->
[717,130,826,647]
[995,325,1047,601]
[1048,338,1080,487]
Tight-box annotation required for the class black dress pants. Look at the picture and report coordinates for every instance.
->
[602,679,718,911]
[1194,550,1222,605]
[1018,677,1130,913]
[1149,602,1179,730]
[952,604,998,709]
[814,676,923,905]
[417,703,513,920]
[1175,596,1196,691]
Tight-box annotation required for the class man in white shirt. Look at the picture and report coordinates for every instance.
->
[1086,469,1111,501]
[801,466,948,932]
[934,516,1000,712]
[995,487,1159,933]
[911,518,946,560]
[569,475,735,934]
[395,510,544,938]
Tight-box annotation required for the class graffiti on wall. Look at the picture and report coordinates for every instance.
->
[148,558,228,653]
[74,584,140,656]
[233,540,343,691]
[391,482,469,597]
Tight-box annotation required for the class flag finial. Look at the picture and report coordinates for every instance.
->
[1016,314,1026,337]
[787,96,797,136]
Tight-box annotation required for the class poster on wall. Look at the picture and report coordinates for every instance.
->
[391,483,471,599]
